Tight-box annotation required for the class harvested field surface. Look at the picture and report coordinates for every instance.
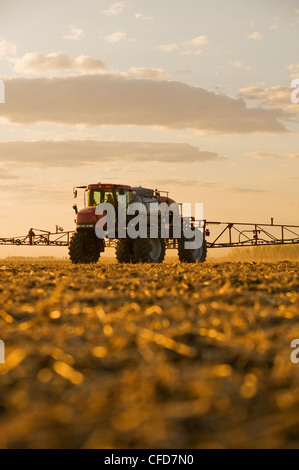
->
[0,260,299,449]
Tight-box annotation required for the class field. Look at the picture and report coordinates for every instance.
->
[0,258,299,449]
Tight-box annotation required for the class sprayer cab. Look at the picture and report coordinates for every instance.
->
[74,183,177,230]
[74,183,132,231]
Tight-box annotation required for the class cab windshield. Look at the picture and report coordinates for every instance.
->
[87,189,130,207]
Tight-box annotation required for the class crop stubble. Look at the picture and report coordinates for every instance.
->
[0,260,298,448]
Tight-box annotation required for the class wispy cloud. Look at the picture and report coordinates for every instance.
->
[0,37,17,58]
[239,85,298,113]
[0,140,223,167]
[174,70,192,75]
[156,43,178,52]
[129,67,169,79]
[103,1,127,16]
[229,60,252,71]
[103,31,127,43]
[10,52,107,74]
[183,35,208,47]
[181,35,208,55]
[247,32,264,40]
[63,25,84,41]
[0,170,19,180]
[246,152,299,160]
[286,63,299,79]
[154,176,263,194]
[135,13,154,21]
[181,49,203,56]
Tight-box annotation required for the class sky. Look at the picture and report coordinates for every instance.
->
[0,0,298,256]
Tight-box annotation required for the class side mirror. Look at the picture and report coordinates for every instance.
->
[73,204,78,215]
[73,189,78,198]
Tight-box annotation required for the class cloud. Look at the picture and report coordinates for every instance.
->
[0,37,17,58]
[181,35,208,55]
[0,140,223,167]
[174,70,192,75]
[183,35,208,47]
[286,63,299,79]
[286,63,299,72]
[129,67,169,79]
[181,49,202,56]
[135,13,154,21]
[246,151,299,160]
[229,60,252,71]
[154,176,264,194]
[63,25,84,41]
[10,52,107,74]
[0,170,19,180]
[0,75,289,134]
[247,32,264,40]
[239,85,298,113]
[0,182,71,205]
[103,2,127,16]
[103,31,127,43]
[239,86,267,99]
[156,43,178,52]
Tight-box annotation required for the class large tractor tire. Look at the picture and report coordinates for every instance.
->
[134,237,166,263]
[178,237,207,263]
[115,238,136,263]
[69,231,102,264]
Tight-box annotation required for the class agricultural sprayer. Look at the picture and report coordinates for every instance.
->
[0,182,298,263]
